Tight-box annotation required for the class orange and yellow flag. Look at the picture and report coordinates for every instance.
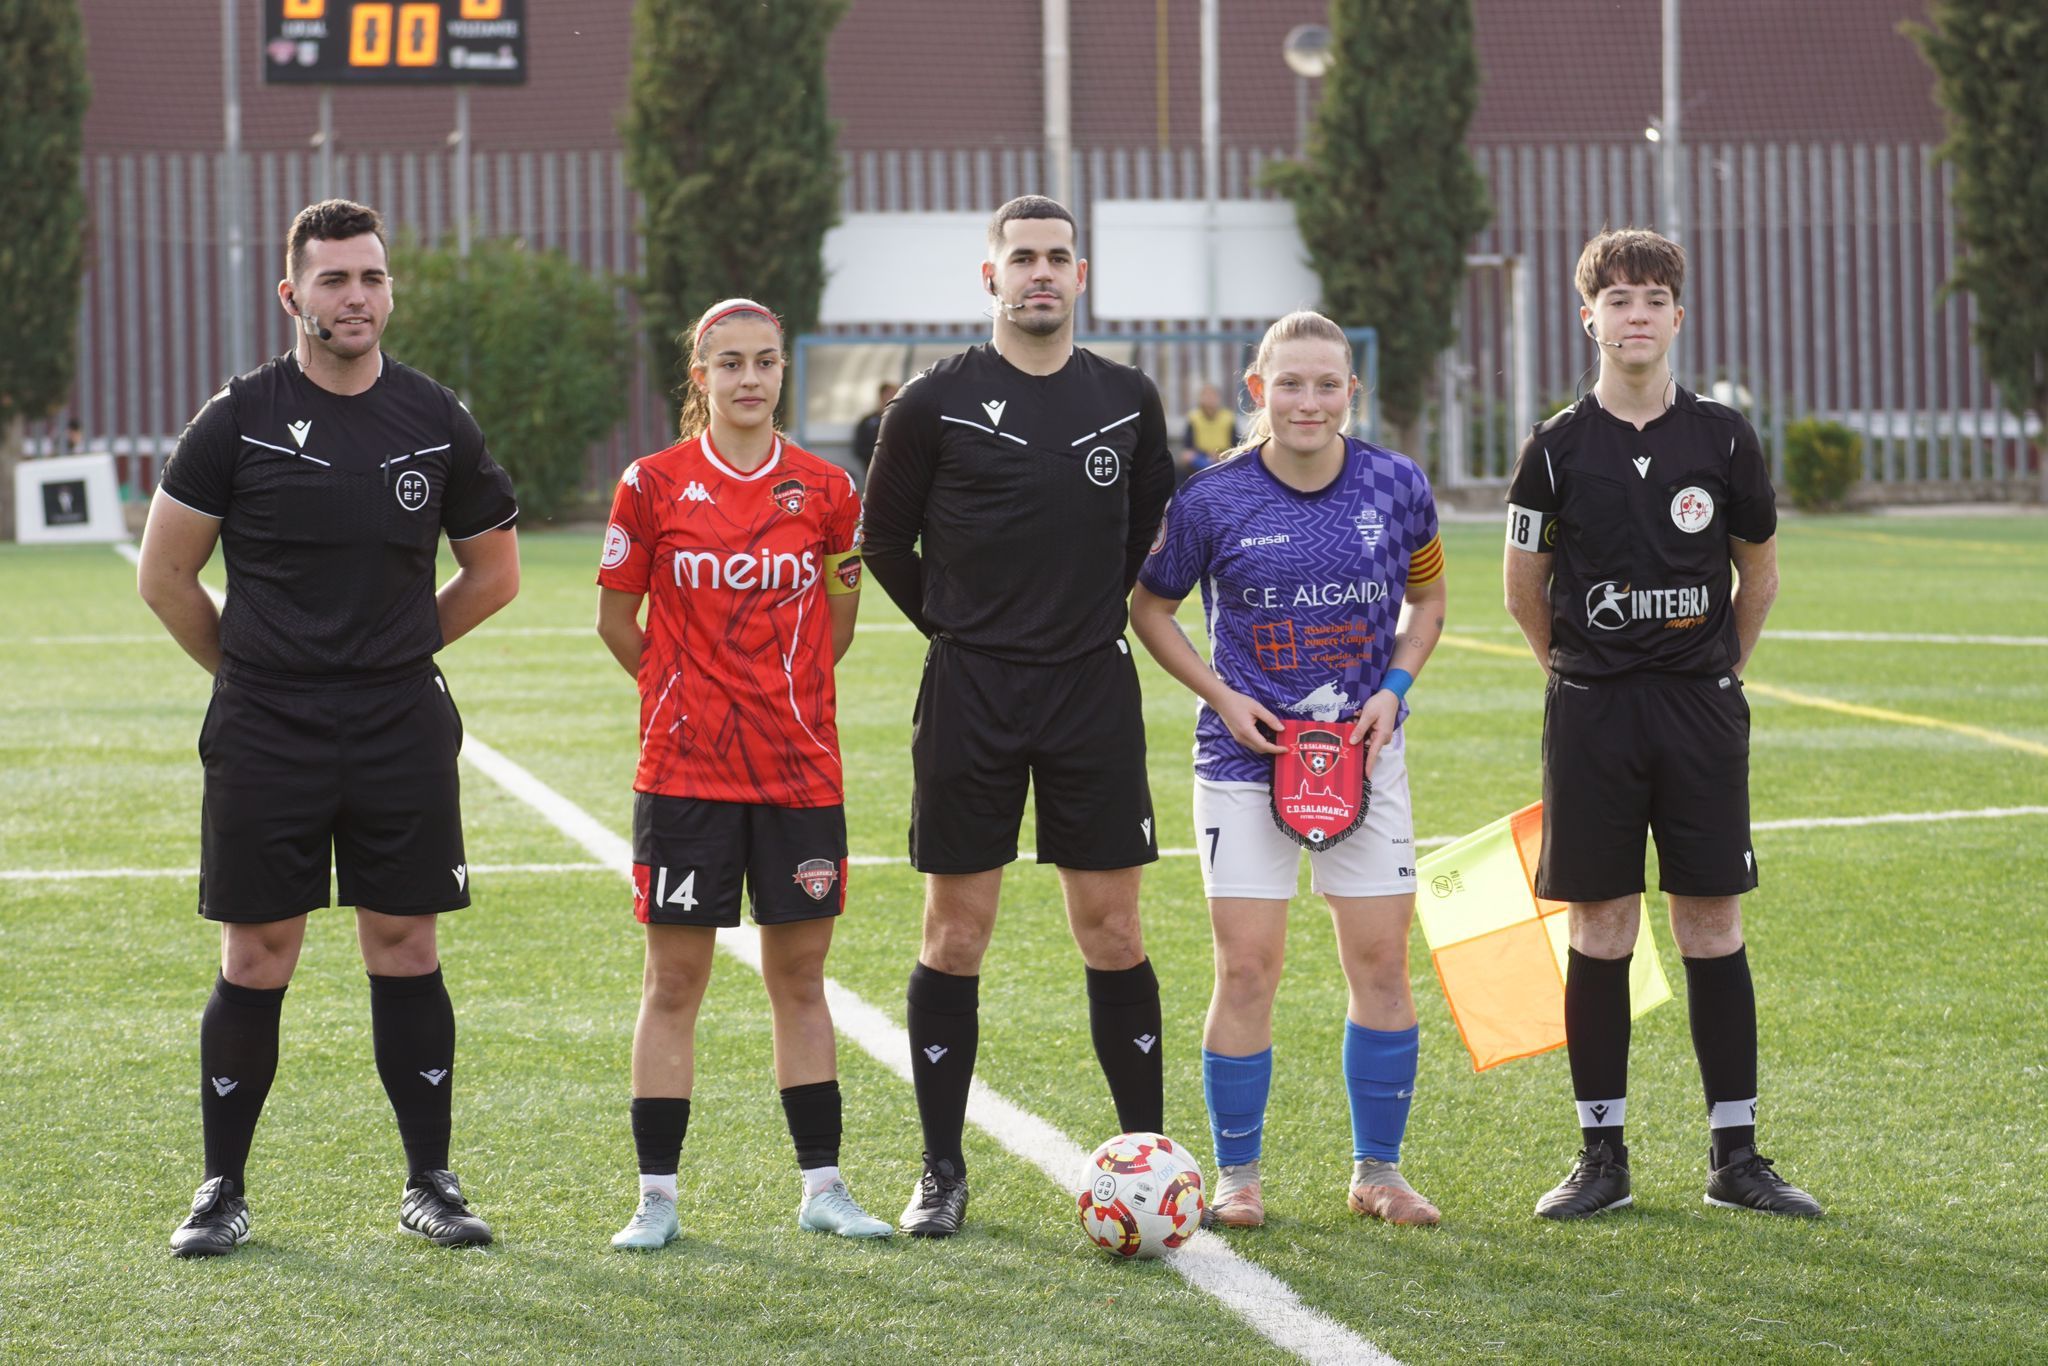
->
[1415,802,1672,1071]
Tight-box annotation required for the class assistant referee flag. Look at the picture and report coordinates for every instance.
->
[1416,802,1672,1071]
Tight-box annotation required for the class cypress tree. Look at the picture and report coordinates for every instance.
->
[622,0,846,422]
[1268,0,1491,455]
[1907,3,2048,495]
[0,0,91,538]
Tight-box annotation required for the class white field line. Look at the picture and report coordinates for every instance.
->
[104,543,1390,1366]
[460,732,1395,1366]
[32,620,2048,649]
[14,805,2048,885]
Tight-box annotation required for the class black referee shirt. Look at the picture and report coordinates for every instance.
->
[862,343,1173,664]
[159,352,519,678]
[1505,386,1776,679]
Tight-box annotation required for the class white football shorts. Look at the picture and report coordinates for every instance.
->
[1191,728,1418,901]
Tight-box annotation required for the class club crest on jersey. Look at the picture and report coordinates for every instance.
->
[601,524,631,569]
[772,478,807,516]
[1149,514,1168,555]
[394,469,430,512]
[1353,506,1385,549]
[1670,485,1715,533]
[793,858,839,901]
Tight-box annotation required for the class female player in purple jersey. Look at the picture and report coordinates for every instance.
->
[1130,311,1448,1228]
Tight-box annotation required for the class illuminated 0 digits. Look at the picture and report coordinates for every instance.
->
[397,3,441,66]
[349,3,393,66]
[458,0,501,17]
[282,0,325,18]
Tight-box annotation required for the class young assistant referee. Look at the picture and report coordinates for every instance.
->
[137,200,520,1257]
[862,195,1176,1237]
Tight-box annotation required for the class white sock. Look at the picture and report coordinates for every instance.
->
[639,1173,677,1202]
[802,1164,841,1197]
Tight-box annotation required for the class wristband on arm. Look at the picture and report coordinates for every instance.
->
[1380,668,1414,700]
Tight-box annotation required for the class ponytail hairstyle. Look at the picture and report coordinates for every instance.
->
[1223,309,1355,459]
[677,297,784,442]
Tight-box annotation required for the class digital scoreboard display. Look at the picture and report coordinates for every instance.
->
[263,0,527,85]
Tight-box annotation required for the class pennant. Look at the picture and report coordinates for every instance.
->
[1269,719,1370,852]
[1415,801,1672,1071]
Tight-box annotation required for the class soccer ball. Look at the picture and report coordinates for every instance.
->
[1076,1131,1206,1259]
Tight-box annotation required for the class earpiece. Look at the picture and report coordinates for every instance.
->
[285,290,333,341]
[1582,316,1597,341]
[986,276,997,296]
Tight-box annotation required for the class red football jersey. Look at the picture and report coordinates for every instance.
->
[597,433,862,806]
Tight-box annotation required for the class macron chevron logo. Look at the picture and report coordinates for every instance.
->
[1133,1034,1157,1054]
[211,1076,238,1097]
[922,1045,948,1064]
[981,399,1007,428]
[451,864,468,890]
[419,1068,449,1086]
[1632,455,1652,479]
[286,420,312,448]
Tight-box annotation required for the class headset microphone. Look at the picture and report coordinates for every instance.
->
[287,294,334,341]
[1582,316,1622,350]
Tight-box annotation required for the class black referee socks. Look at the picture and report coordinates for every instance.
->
[1086,958,1165,1135]
[368,967,456,1178]
[906,963,979,1171]
[1564,947,1632,1158]
[199,974,288,1191]
[1684,945,1761,1168]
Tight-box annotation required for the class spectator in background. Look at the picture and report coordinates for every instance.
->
[1180,382,1238,486]
[851,381,898,483]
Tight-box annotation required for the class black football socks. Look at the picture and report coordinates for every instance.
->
[1685,945,1761,1167]
[368,967,456,1178]
[199,974,287,1191]
[1564,947,1632,1158]
[906,963,979,1171]
[1086,958,1165,1135]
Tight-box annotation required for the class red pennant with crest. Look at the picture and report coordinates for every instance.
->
[1269,719,1371,852]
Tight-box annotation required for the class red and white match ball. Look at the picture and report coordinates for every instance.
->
[1076,1131,1206,1259]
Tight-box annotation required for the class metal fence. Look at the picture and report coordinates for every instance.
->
[34,140,2035,496]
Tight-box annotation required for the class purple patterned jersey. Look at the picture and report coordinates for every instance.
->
[1138,438,1442,782]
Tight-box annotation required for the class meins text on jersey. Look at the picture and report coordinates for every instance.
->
[672,546,820,594]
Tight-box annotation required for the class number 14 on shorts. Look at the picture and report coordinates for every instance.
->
[633,863,700,916]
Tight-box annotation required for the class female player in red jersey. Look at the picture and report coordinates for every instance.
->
[595,298,888,1247]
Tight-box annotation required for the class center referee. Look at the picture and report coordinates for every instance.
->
[863,195,1176,1237]
[137,200,519,1257]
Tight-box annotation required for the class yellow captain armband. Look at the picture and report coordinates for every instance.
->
[1408,534,1446,588]
[824,548,863,596]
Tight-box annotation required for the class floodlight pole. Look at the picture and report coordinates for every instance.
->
[1660,0,1683,240]
[1043,0,1072,208]
[454,87,472,257]
[222,0,250,369]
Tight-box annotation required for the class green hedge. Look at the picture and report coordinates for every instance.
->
[1782,417,1863,511]
[383,237,630,521]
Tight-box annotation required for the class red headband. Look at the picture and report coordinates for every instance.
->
[694,302,780,349]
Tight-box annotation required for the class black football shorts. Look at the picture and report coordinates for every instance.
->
[908,636,1158,875]
[1537,670,1759,902]
[198,661,469,922]
[632,792,847,927]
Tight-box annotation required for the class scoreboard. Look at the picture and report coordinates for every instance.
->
[263,0,527,85]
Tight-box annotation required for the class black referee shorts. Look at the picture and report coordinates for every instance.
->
[1537,671,1759,902]
[197,661,469,922]
[909,636,1158,875]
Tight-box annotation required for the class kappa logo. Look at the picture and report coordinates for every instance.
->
[922,1045,949,1065]
[211,1076,238,1097]
[1133,1034,1157,1054]
[1632,455,1653,479]
[677,481,715,503]
[772,477,807,516]
[981,399,1007,428]
[621,462,643,490]
[286,419,312,448]
[419,1068,449,1086]
[451,863,467,891]
[793,857,839,901]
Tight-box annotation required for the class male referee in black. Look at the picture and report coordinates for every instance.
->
[138,200,520,1257]
[1504,227,1819,1220]
[863,195,1175,1236]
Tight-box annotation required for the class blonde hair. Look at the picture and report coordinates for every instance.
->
[677,297,783,442]
[1226,310,1355,458]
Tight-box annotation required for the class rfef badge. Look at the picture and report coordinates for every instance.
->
[1269,719,1371,852]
